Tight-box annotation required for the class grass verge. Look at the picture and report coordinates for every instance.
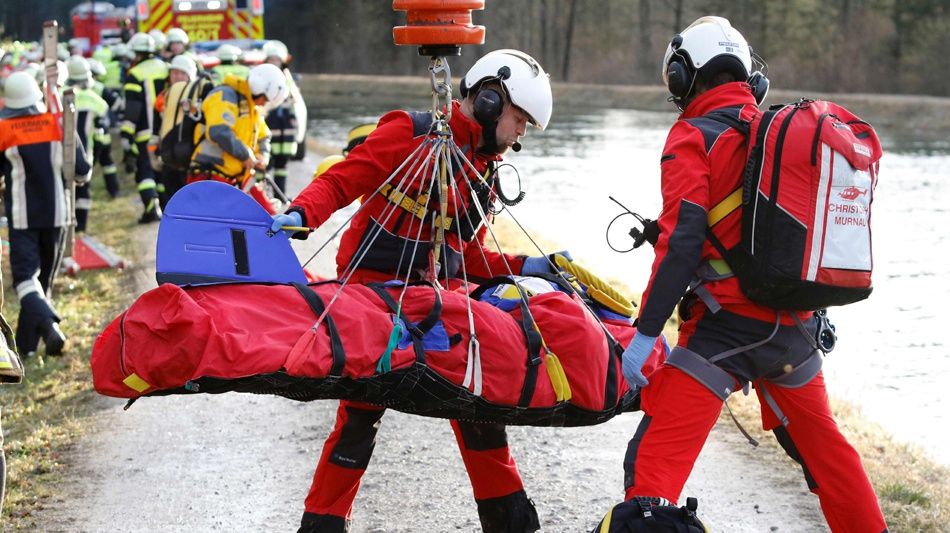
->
[0,170,142,529]
[492,216,950,531]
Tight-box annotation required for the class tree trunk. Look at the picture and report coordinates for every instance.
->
[639,0,653,83]
[562,0,578,81]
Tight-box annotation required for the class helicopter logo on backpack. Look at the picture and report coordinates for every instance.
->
[838,186,868,201]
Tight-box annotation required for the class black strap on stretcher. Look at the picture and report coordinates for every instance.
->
[292,282,346,377]
[367,281,445,366]
[470,276,547,408]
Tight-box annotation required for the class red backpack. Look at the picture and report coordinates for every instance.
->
[705,98,882,310]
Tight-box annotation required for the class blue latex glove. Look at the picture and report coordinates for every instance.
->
[521,250,572,276]
[270,211,303,237]
[622,331,657,389]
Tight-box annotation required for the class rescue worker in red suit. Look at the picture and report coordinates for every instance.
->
[271,49,564,533]
[619,17,888,532]
[0,72,90,357]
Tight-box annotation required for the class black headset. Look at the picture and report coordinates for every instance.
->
[461,65,512,127]
[665,34,770,106]
[460,66,515,153]
[473,87,505,126]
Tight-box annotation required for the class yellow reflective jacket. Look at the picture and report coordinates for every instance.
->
[191,74,271,179]
[121,57,169,144]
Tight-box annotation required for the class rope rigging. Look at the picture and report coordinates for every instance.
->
[287,7,632,400]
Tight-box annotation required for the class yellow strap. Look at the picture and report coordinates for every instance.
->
[544,351,572,402]
[708,258,732,275]
[123,373,151,393]
[379,183,453,230]
[553,254,636,318]
[598,507,613,533]
[708,187,742,226]
[0,361,12,370]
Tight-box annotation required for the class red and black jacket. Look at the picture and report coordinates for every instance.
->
[289,101,525,282]
[637,82,809,337]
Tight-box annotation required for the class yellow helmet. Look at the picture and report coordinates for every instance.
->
[344,123,377,155]
[313,155,345,180]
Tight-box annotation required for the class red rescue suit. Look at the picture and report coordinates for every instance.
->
[289,101,525,282]
[626,83,887,533]
[288,102,535,532]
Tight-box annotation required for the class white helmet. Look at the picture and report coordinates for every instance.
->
[111,42,129,60]
[248,63,288,105]
[168,54,197,79]
[128,32,157,54]
[262,40,289,64]
[3,71,44,109]
[66,55,92,82]
[166,27,189,45]
[88,58,107,78]
[661,16,752,96]
[460,49,552,130]
[148,29,167,50]
[216,44,243,62]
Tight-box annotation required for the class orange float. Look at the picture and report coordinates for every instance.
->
[393,0,486,55]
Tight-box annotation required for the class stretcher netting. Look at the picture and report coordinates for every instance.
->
[91,279,665,426]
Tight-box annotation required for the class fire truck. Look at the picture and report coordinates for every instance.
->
[70,2,133,53]
[136,0,264,42]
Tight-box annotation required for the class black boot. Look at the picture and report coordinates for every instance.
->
[476,490,541,533]
[298,512,349,533]
[138,200,162,224]
[39,320,66,356]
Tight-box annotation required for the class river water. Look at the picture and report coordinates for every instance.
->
[306,101,950,466]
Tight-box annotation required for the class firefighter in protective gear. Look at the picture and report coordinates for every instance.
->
[148,30,167,57]
[211,44,249,83]
[164,27,189,58]
[274,49,555,533]
[619,17,888,533]
[65,56,109,233]
[0,72,90,356]
[261,40,299,195]
[188,63,285,213]
[154,55,198,205]
[92,46,123,91]
[87,57,122,198]
[122,32,168,223]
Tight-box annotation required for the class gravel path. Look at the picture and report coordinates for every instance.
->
[32,155,829,532]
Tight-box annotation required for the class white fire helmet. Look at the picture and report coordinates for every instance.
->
[460,49,553,130]
[148,29,167,50]
[128,32,157,54]
[66,55,92,82]
[216,44,243,62]
[248,63,288,106]
[3,71,44,109]
[262,40,289,64]
[166,28,189,46]
[169,55,197,80]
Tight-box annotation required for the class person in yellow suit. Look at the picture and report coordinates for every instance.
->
[187,63,287,213]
